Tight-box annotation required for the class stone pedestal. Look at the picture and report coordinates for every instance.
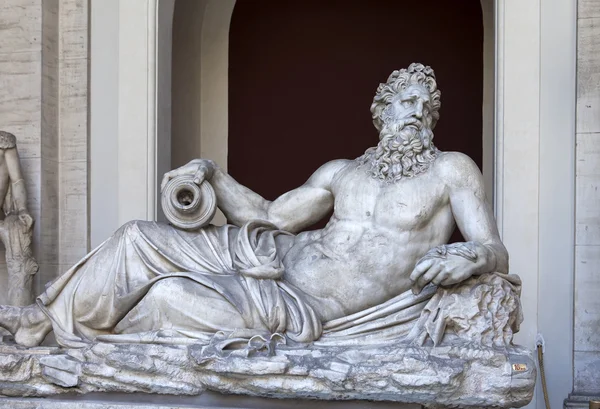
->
[0,394,420,409]
[0,341,534,409]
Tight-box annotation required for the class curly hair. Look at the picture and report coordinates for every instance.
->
[370,63,441,132]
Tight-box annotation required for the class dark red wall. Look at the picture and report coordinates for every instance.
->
[228,0,483,234]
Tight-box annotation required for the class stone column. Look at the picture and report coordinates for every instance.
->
[39,0,89,291]
[566,1,600,407]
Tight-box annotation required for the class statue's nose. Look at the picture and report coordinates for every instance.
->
[415,101,423,119]
[414,101,424,119]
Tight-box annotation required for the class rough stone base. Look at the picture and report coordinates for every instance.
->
[0,341,535,409]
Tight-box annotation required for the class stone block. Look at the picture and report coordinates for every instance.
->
[59,0,88,61]
[0,52,41,159]
[574,246,600,352]
[58,161,88,265]
[577,18,600,133]
[0,0,41,54]
[576,133,600,245]
[579,0,600,19]
[574,351,600,394]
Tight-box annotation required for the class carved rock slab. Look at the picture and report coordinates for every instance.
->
[0,341,535,409]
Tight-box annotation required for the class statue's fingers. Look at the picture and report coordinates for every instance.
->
[431,270,450,285]
[160,174,171,192]
[409,258,435,283]
[417,264,442,289]
[162,165,195,190]
[161,167,187,191]
[439,276,455,287]
[412,264,441,295]
[161,172,177,191]
[439,270,470,287]
[193,166,208,185]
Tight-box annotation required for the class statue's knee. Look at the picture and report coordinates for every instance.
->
[144,278,190,307]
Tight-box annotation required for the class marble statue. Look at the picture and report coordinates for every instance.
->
[0,64,535,408]
[0,131,37,307]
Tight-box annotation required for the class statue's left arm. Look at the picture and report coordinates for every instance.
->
[410,152,508,294]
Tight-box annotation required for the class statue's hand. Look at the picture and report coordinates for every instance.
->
[160,159,216,192]
[409,243,492,295]
[17,211,34,229]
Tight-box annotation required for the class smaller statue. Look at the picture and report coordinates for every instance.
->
[0,131,38,306]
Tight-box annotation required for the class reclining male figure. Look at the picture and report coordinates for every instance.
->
[0,63,508,348]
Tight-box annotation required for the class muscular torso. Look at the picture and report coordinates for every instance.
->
[281,160,456,321]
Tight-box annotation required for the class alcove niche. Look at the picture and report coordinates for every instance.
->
[165,0,495,227]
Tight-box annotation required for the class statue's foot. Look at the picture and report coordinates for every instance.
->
[0,304,51,347]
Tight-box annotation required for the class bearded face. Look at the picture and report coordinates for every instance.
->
[357,84,439,183]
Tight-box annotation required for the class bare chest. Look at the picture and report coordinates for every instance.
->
[331,167,449,231]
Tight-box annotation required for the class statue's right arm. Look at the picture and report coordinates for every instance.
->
[161,159,349,233]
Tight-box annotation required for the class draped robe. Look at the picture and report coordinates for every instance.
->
[36,220,519,349]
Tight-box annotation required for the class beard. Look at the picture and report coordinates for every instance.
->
[357,118,439,183]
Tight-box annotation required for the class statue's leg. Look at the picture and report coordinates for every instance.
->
[114,277,251,335]
[0,304,52,347]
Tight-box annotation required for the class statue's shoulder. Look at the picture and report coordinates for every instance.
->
[315,159,353,177]
[307,159,353,188]
[324,158,353,170]
[0,131,17,149]
[432,151,483,187]
[307,159,353,189]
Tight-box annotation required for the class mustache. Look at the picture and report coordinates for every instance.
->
[382,117,425,135]
[399,117,423,129]
[381,119,430,139]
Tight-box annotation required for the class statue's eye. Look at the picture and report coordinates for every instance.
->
[401,100,414,108]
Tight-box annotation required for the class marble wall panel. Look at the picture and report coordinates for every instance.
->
[576,174,600,245]
[574,351,600,394]
[41,0,59,160]
[41,0,60,271]
[0,51,42,159]
[574,8,600,396]
[574,246,600,352]
[58,0,87,61]
[57,0,88,267]
[41,0,89,279]
[38,162,59,266]
[579,0,600,19]
[58,160,87,266]
[58,59,87,162]
[0,0,42,54]
[577,18,600,134]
